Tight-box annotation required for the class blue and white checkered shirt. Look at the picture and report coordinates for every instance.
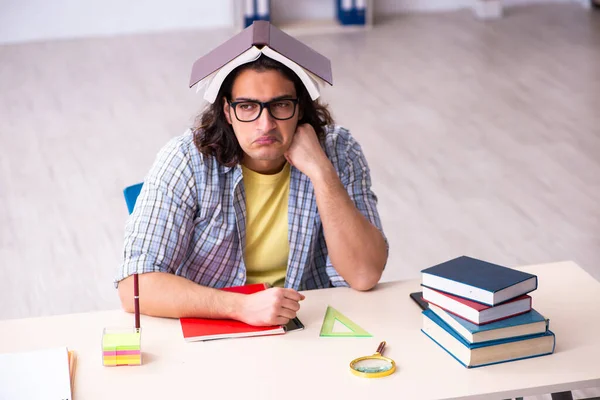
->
[117,125,386,290]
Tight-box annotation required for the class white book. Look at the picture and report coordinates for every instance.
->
[0,346,72,400]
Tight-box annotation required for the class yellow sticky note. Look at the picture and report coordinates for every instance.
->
[102,358,142,366]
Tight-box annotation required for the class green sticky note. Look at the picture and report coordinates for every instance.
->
[102,332,141,351]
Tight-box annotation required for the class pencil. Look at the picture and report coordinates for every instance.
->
[134,273,140,330]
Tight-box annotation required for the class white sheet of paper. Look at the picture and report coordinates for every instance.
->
[0,346,72,400]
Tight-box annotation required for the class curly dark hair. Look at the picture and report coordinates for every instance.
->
[192,55,334,167]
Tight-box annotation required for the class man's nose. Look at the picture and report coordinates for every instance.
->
[256,106,277,132]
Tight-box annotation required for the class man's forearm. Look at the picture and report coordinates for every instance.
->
[118,272,242,319]
[311,163,387,290]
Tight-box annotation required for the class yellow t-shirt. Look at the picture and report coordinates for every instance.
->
[242,163,290,287]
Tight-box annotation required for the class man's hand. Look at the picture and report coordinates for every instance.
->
[284,124,332,180]
[236,287,305,326]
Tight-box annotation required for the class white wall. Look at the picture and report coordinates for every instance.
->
[0,0,233,44]
[0,0,476,45]
[270,0,334,24]
[0,0,576,45]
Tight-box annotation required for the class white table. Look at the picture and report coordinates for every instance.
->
[1,261,599,400]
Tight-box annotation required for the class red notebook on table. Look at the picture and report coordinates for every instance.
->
[180,283,286,342]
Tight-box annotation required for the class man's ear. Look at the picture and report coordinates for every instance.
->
[223,97,232,125]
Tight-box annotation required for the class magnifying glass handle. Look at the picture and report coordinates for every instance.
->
[376,341,386,355]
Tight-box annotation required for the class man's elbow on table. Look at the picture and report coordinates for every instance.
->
[347,268,383,292]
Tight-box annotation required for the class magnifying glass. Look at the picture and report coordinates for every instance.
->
[349,341,396,378]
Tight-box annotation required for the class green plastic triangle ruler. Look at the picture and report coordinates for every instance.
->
[319,306,372,337]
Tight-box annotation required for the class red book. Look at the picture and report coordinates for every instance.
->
[180,283,286,342]
[422,286,532,325]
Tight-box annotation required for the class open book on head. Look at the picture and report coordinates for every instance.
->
[196,45,325,103]
[180,283,304,342]
[189,20,333,104]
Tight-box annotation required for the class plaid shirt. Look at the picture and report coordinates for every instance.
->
[117,125,386,290]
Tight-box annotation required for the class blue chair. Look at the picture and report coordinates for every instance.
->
[123,183,143,215]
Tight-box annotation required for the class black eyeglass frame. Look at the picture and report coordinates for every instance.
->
[228,98,300,122]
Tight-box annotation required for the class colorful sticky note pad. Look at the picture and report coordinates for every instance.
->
[102,329,142,366]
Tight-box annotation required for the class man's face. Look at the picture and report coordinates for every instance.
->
[224,69,300,174]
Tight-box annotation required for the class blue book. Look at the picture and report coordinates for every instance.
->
[421,256,538,306]
[422,309,555,368]
[428,303,548,344]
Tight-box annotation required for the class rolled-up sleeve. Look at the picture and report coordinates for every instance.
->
[115,137,198,286]
[325,128,388,287]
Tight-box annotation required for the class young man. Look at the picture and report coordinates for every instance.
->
[116,25,388,327]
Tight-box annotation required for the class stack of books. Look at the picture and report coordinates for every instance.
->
[420,256,556,368]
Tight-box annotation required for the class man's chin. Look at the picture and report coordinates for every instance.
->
[251,152,285,161]
[247,145,289,160]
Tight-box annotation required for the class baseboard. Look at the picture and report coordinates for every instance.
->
[473,0,504,19]
[375,0,472,13]
[502,0,574,6]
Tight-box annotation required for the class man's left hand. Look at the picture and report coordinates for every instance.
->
[284,124,332,180]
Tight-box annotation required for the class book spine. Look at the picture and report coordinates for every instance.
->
[354,0,367,25]
[243,0,270,27]
[337,0,367,25]
[338,0,354,25]
[244,0,255,28]
[256,0,270,21]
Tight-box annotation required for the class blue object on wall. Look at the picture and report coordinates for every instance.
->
[336,0,366,25]
[123,182,143,215]
[245,0,270,28]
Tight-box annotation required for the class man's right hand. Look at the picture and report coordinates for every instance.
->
[236,287,305,326]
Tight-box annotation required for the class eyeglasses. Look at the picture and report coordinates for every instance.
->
[228,98,299,122]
